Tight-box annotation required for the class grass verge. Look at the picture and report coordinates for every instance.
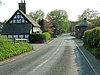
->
[0,35,33,61]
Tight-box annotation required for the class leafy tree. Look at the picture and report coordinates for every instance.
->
[38,19,48,32]
[29,10,45,23]
[90,17,100,26]
[47,10,69,35]
[78,8,100,20]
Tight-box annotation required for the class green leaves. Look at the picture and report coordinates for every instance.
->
[78,8,100,20]
[29,10,45,22]
[47,10,69,35]
[0,35,33,61]
[83,27,100,48]
[29,32,51,43]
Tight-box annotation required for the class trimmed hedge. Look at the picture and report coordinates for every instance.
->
[83,27,100,59]
[29,32,51,43]
[0,35,33,61]
[83,27,100,48]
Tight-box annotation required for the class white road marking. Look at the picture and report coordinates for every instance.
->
[74,41,98,75]
[28,40,63,74]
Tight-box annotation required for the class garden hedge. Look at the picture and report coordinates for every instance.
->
[83,27,100,48]
[83,27,100,59]
[29,32,51,43]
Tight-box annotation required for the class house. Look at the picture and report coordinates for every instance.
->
[75,18,91,38]
[1,0,41,39]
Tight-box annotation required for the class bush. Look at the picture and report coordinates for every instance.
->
[29,32,51,43]
[43,32,51,41]
[0,35,33,61]
[83,27,100,48]
[83,27,100,60]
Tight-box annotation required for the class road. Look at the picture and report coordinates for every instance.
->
[0,34,97,75]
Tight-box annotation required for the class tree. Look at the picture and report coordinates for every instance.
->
[38,19,48,32]
[29,10,45,23]
[78,8,100,20]
[47,10,69,35]
[90,17,100,26]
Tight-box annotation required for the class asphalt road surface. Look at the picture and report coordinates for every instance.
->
[0,34,97,75]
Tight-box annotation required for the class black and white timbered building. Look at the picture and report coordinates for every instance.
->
[1,0,41,38]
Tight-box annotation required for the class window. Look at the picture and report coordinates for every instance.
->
[10,20,12,23]
[14,35,18,38]
[22,19,25,23]
[8,35,12,38]
[25,20,28,23]
[21,15,24,19]
[17,19,21,23]
[17,15,20,19]
[2,35,7,38]
[14,15,17,19]
[19,35,23,38]
[13,20,16,23]
[16,12,20,15]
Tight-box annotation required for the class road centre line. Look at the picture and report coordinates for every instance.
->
[36,38,57,51]
[74,41,98,75]
[28,40,63,74]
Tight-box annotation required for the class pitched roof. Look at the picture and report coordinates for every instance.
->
[1,23,32,35]
[7,9,40,27]
[76,18,91,27]
[1,9,42,35]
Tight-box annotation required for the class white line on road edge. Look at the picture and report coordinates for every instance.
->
[74,41,98,75]
[28,40,63,74]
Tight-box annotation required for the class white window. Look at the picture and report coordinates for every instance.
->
[8,35,12,38]
[17,15,20,19]
[14,35,18,38]
[25,35,29,38]
[19,35,23,38]
[2,35,7,38]
[17,19,21,23]
[14,15,17,19]
[10,20,12,23]
[25,20,28,23]
[13,20,16,23]
[17,12,20,15]
[21,15,24,19]
[22,19,25,23]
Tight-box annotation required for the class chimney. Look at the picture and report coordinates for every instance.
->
[18,0,26,14]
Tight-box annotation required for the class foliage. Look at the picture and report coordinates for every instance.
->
[78,8,100,20]
[83,27,100,48]
[29,10,45,23]
[0,35,33,61]
[83,27,100,60]
[47,10,70,35]
[89,17,100,26]
[29,32,51,43]
[38,19,48,32]
[43,32,51,41]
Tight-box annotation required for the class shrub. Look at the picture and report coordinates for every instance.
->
[29,32,51,43]
[83,27,100,60]
[43,32,51,41]
[83,27,100,48]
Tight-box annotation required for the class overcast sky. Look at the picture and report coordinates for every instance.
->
[0,0,100,22]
